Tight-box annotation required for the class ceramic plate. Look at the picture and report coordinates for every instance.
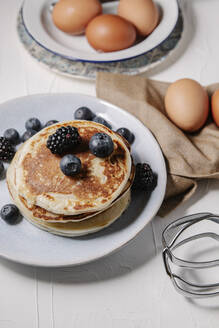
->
[17,9,184,79]
[22,0,179,63]
[0,94,166,267]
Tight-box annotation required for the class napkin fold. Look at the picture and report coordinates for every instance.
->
[96,73,219,216]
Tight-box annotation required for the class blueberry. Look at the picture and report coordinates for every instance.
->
[1,204,20,224]
[89,133,114,158]
[116,127,135,144]
[44,120,59,128]
[4,128,20,145]
[93,116,112,129]
[0,161,4,178]
[21,129,37,142]
[60,154,81,176]
[25,118,41,131]
[74,107,94,120]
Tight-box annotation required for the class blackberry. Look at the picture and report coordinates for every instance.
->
[0,137,15,161]
[0,161,4,178]
[47,126,81,155]
[132,163,157,192]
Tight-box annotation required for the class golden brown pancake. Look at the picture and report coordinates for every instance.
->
[9,120,132,215]
[8,162,131,237]
[7,158,134,222]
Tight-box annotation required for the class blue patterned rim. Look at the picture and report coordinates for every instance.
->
[17,8,184,79]
[21,0,180,64]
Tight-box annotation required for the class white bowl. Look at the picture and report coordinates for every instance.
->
[22,0,179,63]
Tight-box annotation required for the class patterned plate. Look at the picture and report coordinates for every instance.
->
[22,0,179,63]
[17,9,184,80]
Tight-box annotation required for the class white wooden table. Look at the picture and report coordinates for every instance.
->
[1,1,219,327]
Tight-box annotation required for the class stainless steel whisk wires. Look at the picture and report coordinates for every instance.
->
[162,212,219,298]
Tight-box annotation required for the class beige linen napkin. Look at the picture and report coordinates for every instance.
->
[96,73,219,216]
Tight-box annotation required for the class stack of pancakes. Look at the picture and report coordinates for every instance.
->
[7,121,134,237]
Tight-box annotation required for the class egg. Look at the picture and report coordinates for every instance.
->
[211,89,219,127]
[164,79,209,132]
[85,14,136,52]
[52,0,102,34]
[117,0,159,37]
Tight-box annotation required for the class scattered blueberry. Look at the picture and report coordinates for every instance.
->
[0,204,20,224]
[93,116,112,129]
[89,133,114,158]
[21,129,37,142]
[132,163,157,192]
[0,161,4,178]
[116,127,135,144]
[74,107,94,120]
[44,120,59,128]
[4,128,20,145]
[25,118,41,131]
[0,137,15,161]
[60,154,81,176]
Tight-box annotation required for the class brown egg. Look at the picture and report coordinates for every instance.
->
[52,0,102,34]
[118,0,159,37]
[211,89,219,127]
[164,79,209,132]
[85,14,136,52]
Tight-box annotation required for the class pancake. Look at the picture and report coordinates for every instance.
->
[8,163,131,237]
[14,121,132,215]
[7,156,134,222]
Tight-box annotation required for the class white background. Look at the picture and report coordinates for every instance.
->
[1,0,219,327]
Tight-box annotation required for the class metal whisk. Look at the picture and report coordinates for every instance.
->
[162,213,219,298]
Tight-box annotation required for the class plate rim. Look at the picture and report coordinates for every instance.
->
[0,93,167,267]
[17,8,184,80]
[21,0,179,64]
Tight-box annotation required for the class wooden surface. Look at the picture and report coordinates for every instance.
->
[1,0,219,327]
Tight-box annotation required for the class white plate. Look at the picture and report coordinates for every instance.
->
[0,94,166,267]
[22,0,179,63]
[17,8,184,79]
